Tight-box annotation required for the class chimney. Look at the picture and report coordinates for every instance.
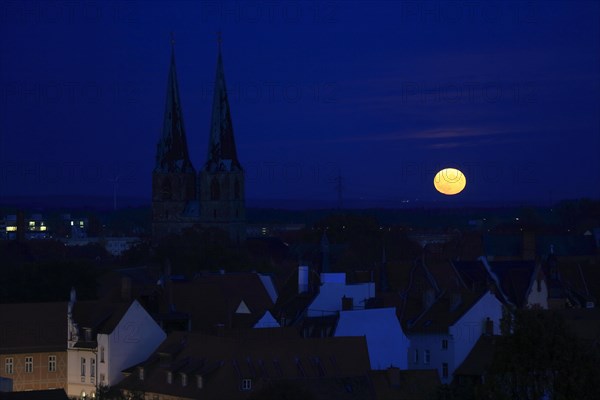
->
[342,296,354,311]
[484,317,494,335]
[298,265,309,294]
[387,366,401,388]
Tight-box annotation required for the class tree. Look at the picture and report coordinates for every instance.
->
[482,309,600,400]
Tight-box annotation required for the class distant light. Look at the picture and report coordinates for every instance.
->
[515,217,519,221]
[6,226,17,232]
[70,221,74,226]
[433,168,466,195]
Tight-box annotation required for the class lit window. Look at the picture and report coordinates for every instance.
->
[6,226,17,232]
[29,221,35,228]
[5,358,13,374]
[40,226,47,231]
[424,350,430,364]
[442,362,448,378]
[25,357,33,373]
[242,379,252,391]
[48,355,56,372]
[442,339,448,350]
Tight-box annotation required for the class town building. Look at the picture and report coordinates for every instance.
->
[152,38,245,242]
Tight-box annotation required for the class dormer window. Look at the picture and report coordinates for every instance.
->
[84,328,92,342]
[167,371,172,384]
[241,378,252,391]
[181,373,187,387]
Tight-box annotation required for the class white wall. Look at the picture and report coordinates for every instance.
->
[66,348,96,398]
[335,307,409,369]
[449,291,503,376]
[527,279,548,309]
[102,301,166,386]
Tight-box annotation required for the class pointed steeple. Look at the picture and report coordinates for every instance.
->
[155,35,195,174]
[205,34,241,172]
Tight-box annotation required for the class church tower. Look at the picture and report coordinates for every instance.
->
[199,38,246,244]
[152,39,198,237]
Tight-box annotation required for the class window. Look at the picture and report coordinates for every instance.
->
[424,350,431,364]
[139,367,144,381]
[167,371,172,384]
[90,358,96,380]
[25,357,33,373]
[81,357,86,377]
[414,349,419,364]
[210,178,220,200]
[100,346,105,363]
[48,355,56,372]
[442,339,448,350]
[442,362,448,378]
[181,373,187,387]
[197,375,203,389]
[241,378,252,391]
[100,373,105,383]
[5,358,13,374]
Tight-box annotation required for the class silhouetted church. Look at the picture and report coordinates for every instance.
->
[152,38,245,243]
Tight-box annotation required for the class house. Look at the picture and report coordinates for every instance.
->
[116,330,373,400]
[0,302,68,392]
[163,271,278,334]
[404,289,503,384]
[66,289,166,398]
[453,334,498,386]
[335,307,410,370]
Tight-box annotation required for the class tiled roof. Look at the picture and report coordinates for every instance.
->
[166,272,275,333]
[117,330,371,400]
[488,260,537,308]
[72,300,131,334]
[453,335,497,376]
[0,389,69,400]
[0,302,67,353]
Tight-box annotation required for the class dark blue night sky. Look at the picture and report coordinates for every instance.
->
[1,1,599,207]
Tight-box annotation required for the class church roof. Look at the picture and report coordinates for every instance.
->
[155,39,195,174]
[204,39,241,172]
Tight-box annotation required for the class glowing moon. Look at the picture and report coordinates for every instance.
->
[434,168,466,195]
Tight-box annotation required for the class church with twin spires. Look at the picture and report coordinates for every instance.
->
[152,38,245,244]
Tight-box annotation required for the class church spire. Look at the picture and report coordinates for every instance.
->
[205,33,241,171]
[155,34,195,173]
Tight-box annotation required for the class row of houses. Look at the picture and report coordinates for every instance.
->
[1,233,599,398]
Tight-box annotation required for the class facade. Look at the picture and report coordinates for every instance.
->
[66,290,166,398]
[152,40,245,242]
[0,303,68,392]
[406,290,503,384]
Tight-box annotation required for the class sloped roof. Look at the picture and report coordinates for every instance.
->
[0,389,69,400]
[73,300,131,334]
[488,260,537,308]
[117,330,371,400]
[453,335,497,376]
[403,289,489,334]
[167,272,275,333]
[0,302,67,353]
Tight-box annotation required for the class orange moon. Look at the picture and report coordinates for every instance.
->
[433,168,466,195]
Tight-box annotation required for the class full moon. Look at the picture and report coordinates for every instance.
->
[433,168,466,195]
